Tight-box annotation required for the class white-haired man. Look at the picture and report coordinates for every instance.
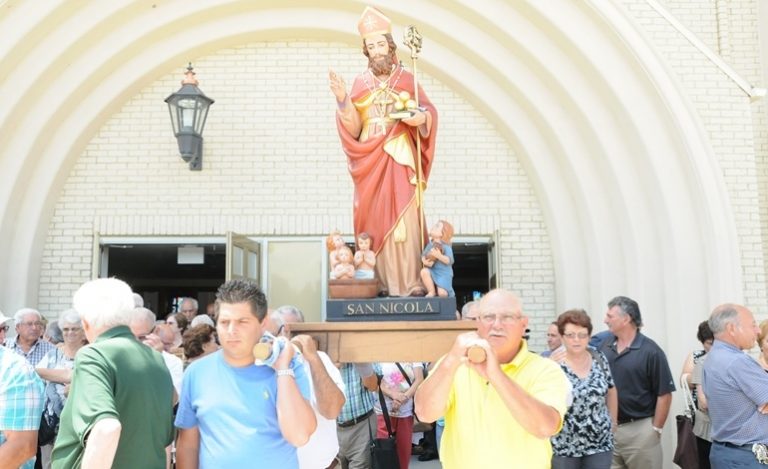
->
[129,307,184,397]
[0,309,45,469]
[275,305,346,469]
[5,308,55,366]
[179,297,198,321]
[51,278,174,469]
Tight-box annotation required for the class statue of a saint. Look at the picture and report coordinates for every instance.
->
[329,6,438,297]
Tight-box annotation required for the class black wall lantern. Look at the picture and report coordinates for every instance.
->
[165,64,214,171]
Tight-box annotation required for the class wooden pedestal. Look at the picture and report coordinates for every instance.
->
[288,321,476,363]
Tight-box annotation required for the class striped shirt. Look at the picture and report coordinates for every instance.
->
[5,338,55,366]
[0,347,45,469]
[337,364,375,423]
[702,340,768,445]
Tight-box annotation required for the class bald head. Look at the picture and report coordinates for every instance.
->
[709,303,758,350]
[475,289,528,363]
[129,307,156,340]
[478,289,523,316]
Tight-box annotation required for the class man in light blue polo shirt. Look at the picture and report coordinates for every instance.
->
[703,303,768,468]
[175,279,316,469]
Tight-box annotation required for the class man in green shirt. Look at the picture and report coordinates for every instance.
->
[52,278,174,469]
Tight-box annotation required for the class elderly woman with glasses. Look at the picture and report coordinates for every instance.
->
[550,309,618,469]
[35,309,88,467]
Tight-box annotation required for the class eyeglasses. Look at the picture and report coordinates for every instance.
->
[0,325,8,332]
[546,333,559,338]
[479,314,522,325]
[62,327,82,333]
[562,332,590,340]
[137,326,156,341]
[19,321,44,328]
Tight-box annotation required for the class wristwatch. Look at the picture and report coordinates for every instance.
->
[652,425,663,435]
[276,368,295,378]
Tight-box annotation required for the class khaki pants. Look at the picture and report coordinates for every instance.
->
[338,412,376,469]
[612,417,662,469]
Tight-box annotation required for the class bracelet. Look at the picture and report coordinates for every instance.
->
[276,368,295,378]
[652,425,663,435]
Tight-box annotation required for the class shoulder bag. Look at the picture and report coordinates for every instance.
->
[673,376,700,469]
[370,374,401,469]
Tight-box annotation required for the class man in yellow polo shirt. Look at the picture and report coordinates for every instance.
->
[415,289,570,469]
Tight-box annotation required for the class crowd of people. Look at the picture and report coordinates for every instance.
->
[1,277,767,469]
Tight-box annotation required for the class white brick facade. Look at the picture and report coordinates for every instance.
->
[37,42,554,346]
[0,1,766,405]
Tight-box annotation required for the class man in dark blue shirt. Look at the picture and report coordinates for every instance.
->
[598,296,675,469]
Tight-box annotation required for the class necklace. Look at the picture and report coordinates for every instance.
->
[565,352,592,379]
[363,65,404,135]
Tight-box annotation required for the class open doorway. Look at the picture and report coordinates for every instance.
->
[452,240,493,313]
[98,235,495,321]
[103,243,225,319]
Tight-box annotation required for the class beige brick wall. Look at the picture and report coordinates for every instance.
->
[37,41,556,349]
[36,3,768,353]
[620,0,768,315]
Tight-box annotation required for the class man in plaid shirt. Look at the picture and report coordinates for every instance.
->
[4,308,54,366]
[336,363,379,469]
[0,311,45,469]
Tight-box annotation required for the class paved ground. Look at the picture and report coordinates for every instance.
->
[409,454,442,468]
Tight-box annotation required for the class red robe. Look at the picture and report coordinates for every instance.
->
[336,66,438,296]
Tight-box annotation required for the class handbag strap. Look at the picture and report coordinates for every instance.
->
[376,374,396,438]
[395,362,412,387]
[679,375,696,416]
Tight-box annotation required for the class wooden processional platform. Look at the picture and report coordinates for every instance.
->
[290,320,476,363]
[288,297,474,363]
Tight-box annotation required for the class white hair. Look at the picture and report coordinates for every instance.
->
[132,293,144,308]
[274,305,305,324]
[131,307,157,324]
[57,308,82,328]
[14,307,42,326]
[709,304,741,335]
[190,314,214,328]
[73,278,135,330]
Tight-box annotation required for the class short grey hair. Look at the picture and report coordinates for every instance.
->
[181,297,199,309]
[57,309,82,329]
[268,310,285,334]
[460,301,476,318]
[132,293,144,308]
[73,278,135,330]
[190,314,215,328]
[131,307,157,327]
[14,308,42,326]
[709,303,741,335]
[607,296,643,328]
[274,305,305,323]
